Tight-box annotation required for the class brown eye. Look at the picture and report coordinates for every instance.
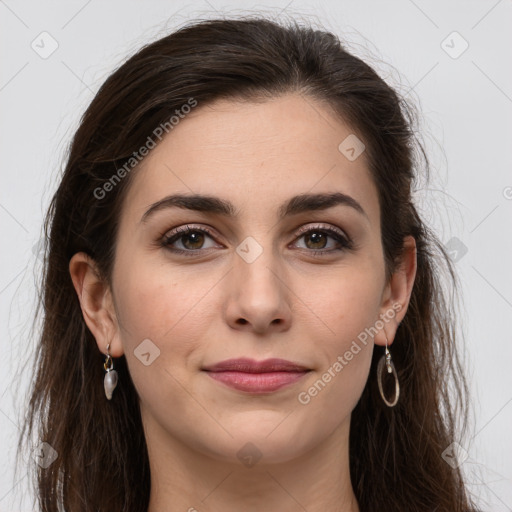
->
[161,225,219,254]
[303,231,329,250]
[293,226,353,255]
[179,231,206,250]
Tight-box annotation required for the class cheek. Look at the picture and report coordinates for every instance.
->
[111,257,223,387]
[111,265,207,406]
[292,272,381,437]
[295,264,382,399]
[113,253,210,340]
[303,260,384,339]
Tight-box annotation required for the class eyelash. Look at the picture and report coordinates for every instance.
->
[159,224,354,257]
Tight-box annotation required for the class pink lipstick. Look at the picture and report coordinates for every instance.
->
[202,358,310,393]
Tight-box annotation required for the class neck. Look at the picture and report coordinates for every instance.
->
[145,415,360,512]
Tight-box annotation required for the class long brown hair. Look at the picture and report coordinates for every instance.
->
[19,16,479,512]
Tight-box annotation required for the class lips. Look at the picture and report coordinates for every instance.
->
[202,357,310,373]
[202,358,311,393]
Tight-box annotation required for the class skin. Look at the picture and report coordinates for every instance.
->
[70,93,416,512]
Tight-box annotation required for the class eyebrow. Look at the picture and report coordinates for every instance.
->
[140,192,368,224]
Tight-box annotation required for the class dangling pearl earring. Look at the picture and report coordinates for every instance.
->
[103,343,118,400]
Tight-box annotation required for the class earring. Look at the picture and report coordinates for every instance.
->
[377,335,400,407]
[103,343,118,400]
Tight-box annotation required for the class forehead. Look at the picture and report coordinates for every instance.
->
[122,93,379,225]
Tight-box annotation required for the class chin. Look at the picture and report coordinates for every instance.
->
[223,423,314,464]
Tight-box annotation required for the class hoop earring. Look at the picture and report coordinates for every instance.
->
[377,336,400,407]
[103,343,118,400]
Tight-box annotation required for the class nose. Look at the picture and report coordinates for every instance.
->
[224,245,292,335]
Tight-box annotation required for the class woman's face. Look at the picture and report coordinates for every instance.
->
[105,93,407,464]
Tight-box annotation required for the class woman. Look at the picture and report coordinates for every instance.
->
[20,16,479,512]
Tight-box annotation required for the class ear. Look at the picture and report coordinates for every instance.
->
[374,235,417,348]
[69,252,124,357]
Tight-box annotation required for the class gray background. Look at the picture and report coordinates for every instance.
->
[1,0,511,510]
